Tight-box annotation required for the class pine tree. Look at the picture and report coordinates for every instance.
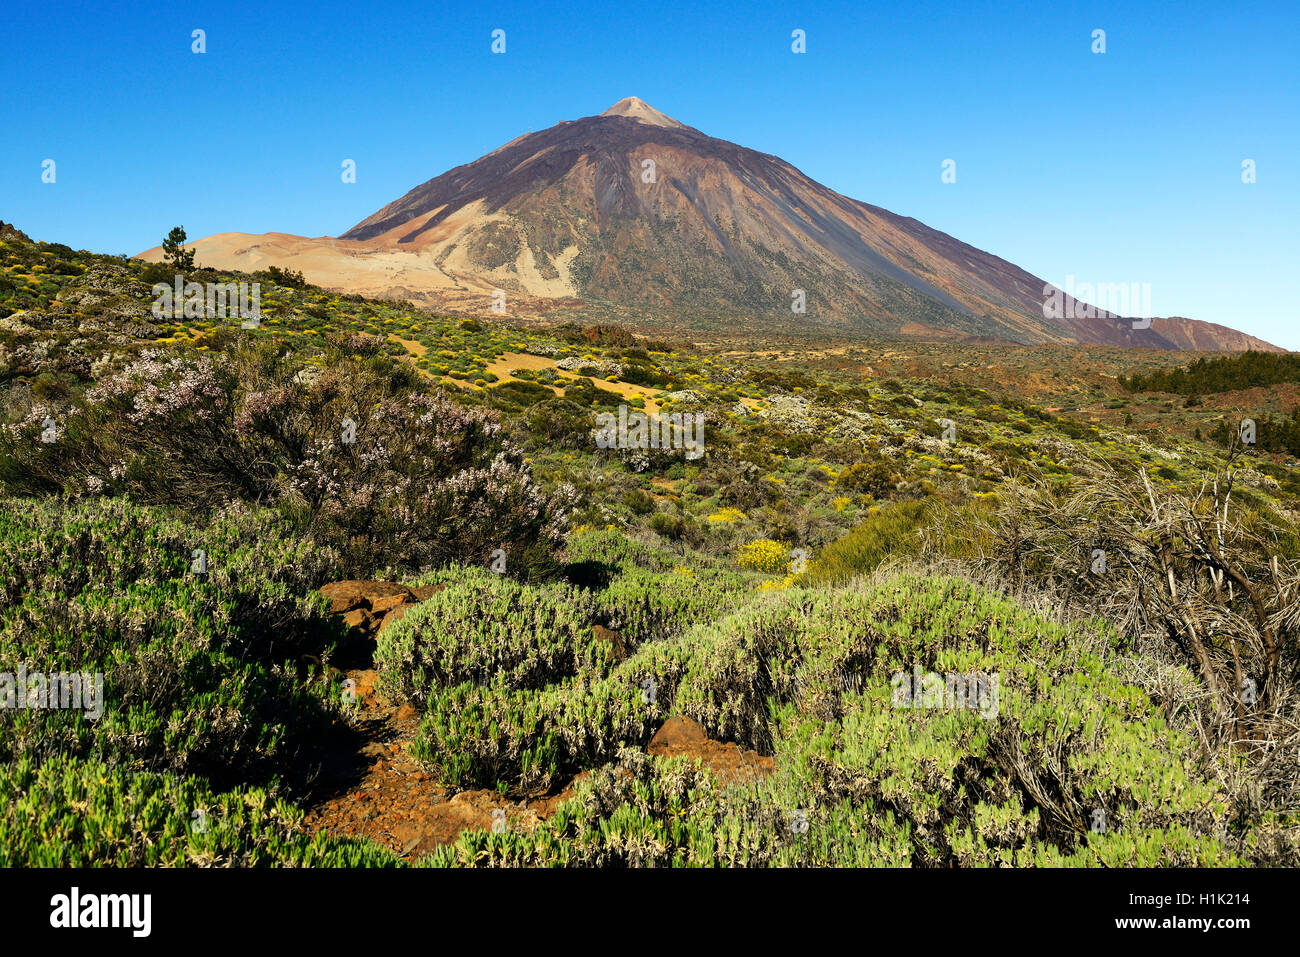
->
[161,226,197,272]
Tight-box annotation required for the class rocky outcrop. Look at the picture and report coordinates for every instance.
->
[646,716,774,785]
[756,393,874,445]
[319,580,446,640]
[592,624,629,663]
[556,355,623,377]
[0,221,32,243]
[53,263,159,335]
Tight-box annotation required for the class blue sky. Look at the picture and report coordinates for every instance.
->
[2,0,1297,346]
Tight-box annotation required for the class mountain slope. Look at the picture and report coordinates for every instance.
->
[139,97,1280,351]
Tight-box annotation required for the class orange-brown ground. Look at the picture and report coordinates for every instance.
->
[301,581,773,857]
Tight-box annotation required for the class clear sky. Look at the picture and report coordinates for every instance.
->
[2,0,1296,346]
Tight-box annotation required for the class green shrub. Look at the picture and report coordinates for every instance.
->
[622,488,655,515]
[594,566,749,647]
[836,460,898,497]
[424,751,821,867]
[803,500,937,585]
[139,262,175,286]
[411,674,655,795]
[0,755,401,867]
[763,574,1236,865]
[255,265,308,289]
[374,569,606,708]
[423,573,1238,866]
[0,497,347,788]
[649,511,691,541]
[523,397,599,450]
[0,496,340,658]
[564,527,674,574]
[489,379,554,410]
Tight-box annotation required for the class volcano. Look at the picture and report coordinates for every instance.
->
[139,97,1279,350]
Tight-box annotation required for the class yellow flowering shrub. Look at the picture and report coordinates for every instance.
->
[736,538,790,574]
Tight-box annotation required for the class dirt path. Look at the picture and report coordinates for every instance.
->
[302,665,774,859]
[482,350,664,414]
[482,351,556,378]
[390,336,427,357]
[387,340,664,414]
[300,583,774,859]
[303,667,570,858]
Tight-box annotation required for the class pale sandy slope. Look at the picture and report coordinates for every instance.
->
[135,198,583,312]
[134,231,467,302]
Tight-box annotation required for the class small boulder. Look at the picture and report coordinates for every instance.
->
[377,601,415,635]
[647,715,710,753]
[592,624,629,662]
[369,592,414,616]
[323,580,445,645]
[341,607,376,635]
[319,580,411,614]
[320,581,371,614]
[647,716,775,785]
[408,584,447,602]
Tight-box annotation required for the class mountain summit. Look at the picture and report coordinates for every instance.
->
[140,100,1278,350]
[599,96,689,129]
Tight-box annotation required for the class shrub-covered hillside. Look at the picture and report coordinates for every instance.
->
[1,231,1297,867]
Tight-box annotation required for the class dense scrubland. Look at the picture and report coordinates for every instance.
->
[2,233,1298,866]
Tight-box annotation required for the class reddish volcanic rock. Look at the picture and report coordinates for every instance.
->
[319,580,410,614]
[647,716,775,784]
[592,624,630,662]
